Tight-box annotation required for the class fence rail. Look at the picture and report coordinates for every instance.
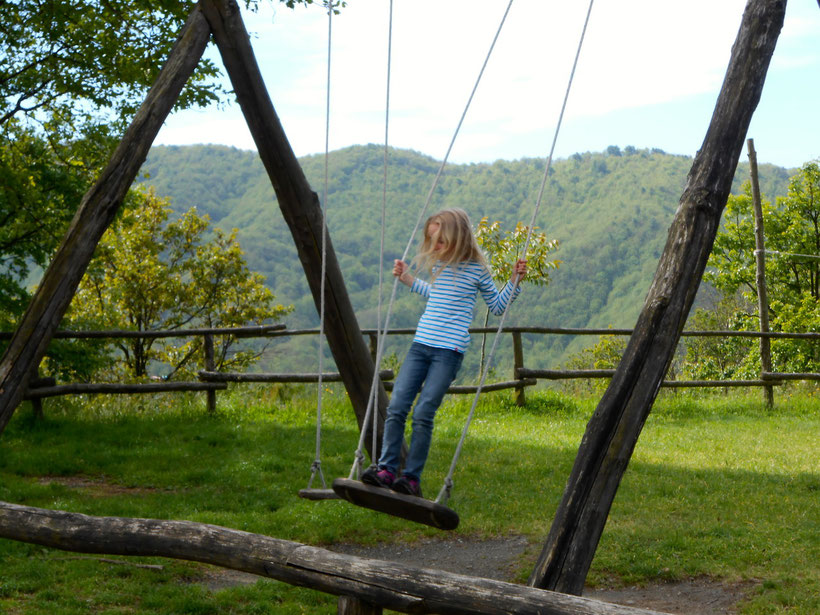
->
[9,324,819,412]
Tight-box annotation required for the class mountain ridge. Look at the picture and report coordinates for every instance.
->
[138,143,793,373]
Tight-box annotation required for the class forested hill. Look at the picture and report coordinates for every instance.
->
[138,144,792,369]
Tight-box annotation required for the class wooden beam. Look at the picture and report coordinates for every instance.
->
[0,4,212,435]
[199,370,395,384]
[23,382,227,400]
[762,371,820,381]
[528,0,787,595]
[0,501,672,615]
[199,0,389,460]
[382,379,537,394]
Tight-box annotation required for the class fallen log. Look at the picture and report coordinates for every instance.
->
[0,501,670,615]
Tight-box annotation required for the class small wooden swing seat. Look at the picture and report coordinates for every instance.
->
[332,478,459,531]
[297,488,340,500]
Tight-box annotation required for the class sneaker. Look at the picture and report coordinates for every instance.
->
[361,466,395,488]
[392,476,422,498]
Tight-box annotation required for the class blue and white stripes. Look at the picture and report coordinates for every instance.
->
[409,261,521,353]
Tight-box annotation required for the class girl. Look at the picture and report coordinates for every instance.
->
[362,208,527,498]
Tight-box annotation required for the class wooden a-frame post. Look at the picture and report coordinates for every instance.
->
[199,0,389,455]
[0,0,389,461]
[528,0,787,594]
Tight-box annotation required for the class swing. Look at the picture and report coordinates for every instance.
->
[297,2,340,501]
[332,0,518,530]
[332,478,460,530]
[318,0,594,528]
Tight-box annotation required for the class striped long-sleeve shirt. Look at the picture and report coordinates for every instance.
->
[409,261,522,353]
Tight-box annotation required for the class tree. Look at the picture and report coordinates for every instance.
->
[0,1,324,137]
[63,188,291,380]
[695,161,820,376]
[561,332,627,397]
[475,217,560,287]
[0,127,87,326]
[680,293,755,381]
[474,217,560,375]
[0,0,313,329]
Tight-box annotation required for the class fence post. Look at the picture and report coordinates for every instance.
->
[204,334,217,413]
[337,596,382,615]
[512,331,526,406]
[747,139,774,407]
[29,365,44,421]
[367,333,378,364]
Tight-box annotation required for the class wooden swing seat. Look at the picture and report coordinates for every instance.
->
[332,478,459,531]
[298,488,340,501]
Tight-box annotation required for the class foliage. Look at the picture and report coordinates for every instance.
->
[63,188,291,380]
[0,0,314,333]
[0,0,317,138]
[560,332,628,396]
[680,293,756,381]
[698,161,820,377]
[474,217,560,375]
[0,126,88,324]
[474,216,560,286]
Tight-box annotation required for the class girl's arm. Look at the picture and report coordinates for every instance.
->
[393,260,414,287]
[479,260,526,315]
[395,259,430,297]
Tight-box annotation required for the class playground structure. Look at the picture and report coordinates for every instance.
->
[0,0,789,612]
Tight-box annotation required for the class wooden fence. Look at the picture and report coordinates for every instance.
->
[4,323,817,413]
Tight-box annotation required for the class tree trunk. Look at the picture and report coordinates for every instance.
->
[200,0,389,459]
[0,5,212,436]
[528,0,787,595]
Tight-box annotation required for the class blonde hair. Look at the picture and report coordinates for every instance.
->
[413,208,488,280]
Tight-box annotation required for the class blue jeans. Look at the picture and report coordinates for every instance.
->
[378,342,464,481]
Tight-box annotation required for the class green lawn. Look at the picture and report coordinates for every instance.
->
[0,386,818,614]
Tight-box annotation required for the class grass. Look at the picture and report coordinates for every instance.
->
[0,385,818,614]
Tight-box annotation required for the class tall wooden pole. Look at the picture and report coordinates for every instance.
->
[528,0,786,595]
[200,0,389,459]
[0,5,212,435]
[747,139,775,406]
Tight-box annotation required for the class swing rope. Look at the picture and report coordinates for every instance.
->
[348,0,517,480]
[436,0,597,506]
[305,0,335,492]
[369,0,395,465]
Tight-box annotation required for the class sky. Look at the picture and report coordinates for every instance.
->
[154,0,820,169]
